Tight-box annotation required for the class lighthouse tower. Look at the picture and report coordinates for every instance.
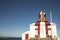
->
[22,11,57,40]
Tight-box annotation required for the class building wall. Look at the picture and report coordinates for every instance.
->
[51,23,57,38]
[40,22,46,38]
[30,24,35,38]
[22,22,57,40]
[48,26,52,36]
[22,31,30,40]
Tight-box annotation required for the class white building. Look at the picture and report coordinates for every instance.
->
[22,11,58,40]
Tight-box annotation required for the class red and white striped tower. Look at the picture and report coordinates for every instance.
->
[22,11,57,40]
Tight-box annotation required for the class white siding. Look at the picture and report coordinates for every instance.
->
[48,30,52,35]
[51,23,57,38]
[22,33,25,40]
[22,31,30,40]
[48,26,51,28]
[35,26,38,36]
[22,22,58,40]
[48,26,52,36]
[35,30,38,35]
[40,30,46,38]
[40,22,46,38]
[30,24,35,38]
[40,22,46,30]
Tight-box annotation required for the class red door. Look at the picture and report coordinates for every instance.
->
[25,34,29,40]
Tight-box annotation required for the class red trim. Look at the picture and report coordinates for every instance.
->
[35,21,40,38]
[45,21,51,37]
[25,34,29,40]
[35,28,38,30]
[48,28,51,30]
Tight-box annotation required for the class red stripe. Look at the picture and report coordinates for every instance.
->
[35,21,40,38]
[48,28,51,30]
[25,34,29,40]
[45,21,51,37]
[35,28,38,30]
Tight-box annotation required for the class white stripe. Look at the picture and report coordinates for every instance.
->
[40,22,46,38]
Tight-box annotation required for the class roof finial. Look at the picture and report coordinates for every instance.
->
[38,11,47,22]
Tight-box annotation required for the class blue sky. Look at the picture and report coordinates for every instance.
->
[0,0,60,37]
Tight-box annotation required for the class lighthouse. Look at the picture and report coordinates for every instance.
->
[22,11,57,40]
